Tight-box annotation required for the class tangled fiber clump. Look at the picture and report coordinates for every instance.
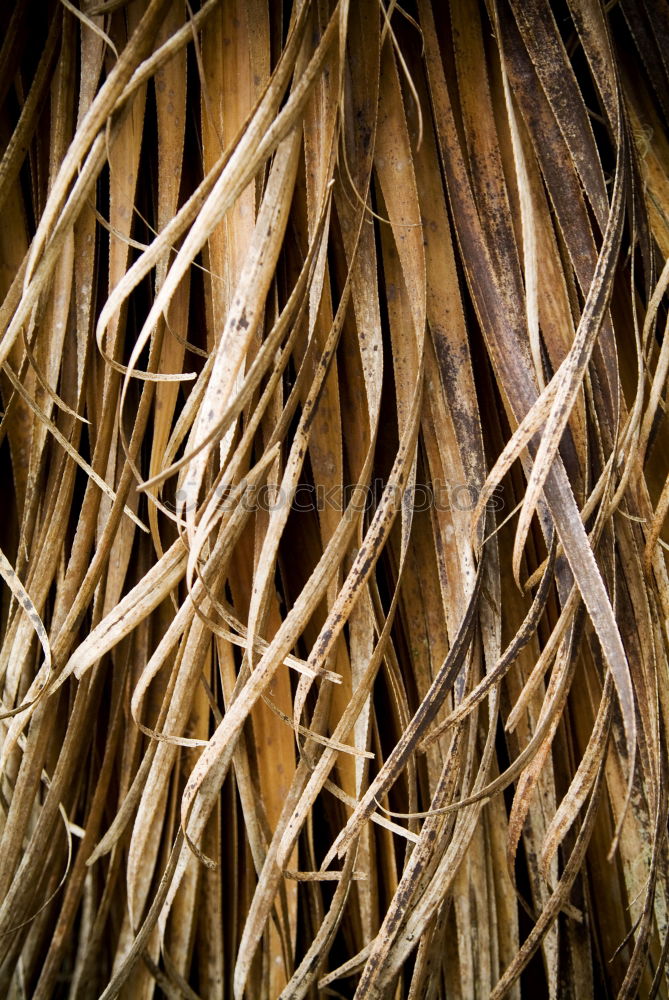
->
[1,0,669,997]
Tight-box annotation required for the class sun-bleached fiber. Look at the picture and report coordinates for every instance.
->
[1,3,668,998]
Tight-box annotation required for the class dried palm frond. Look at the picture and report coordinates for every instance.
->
[1,0,669,997]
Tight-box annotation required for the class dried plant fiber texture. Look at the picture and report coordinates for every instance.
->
[1,0,669,997]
